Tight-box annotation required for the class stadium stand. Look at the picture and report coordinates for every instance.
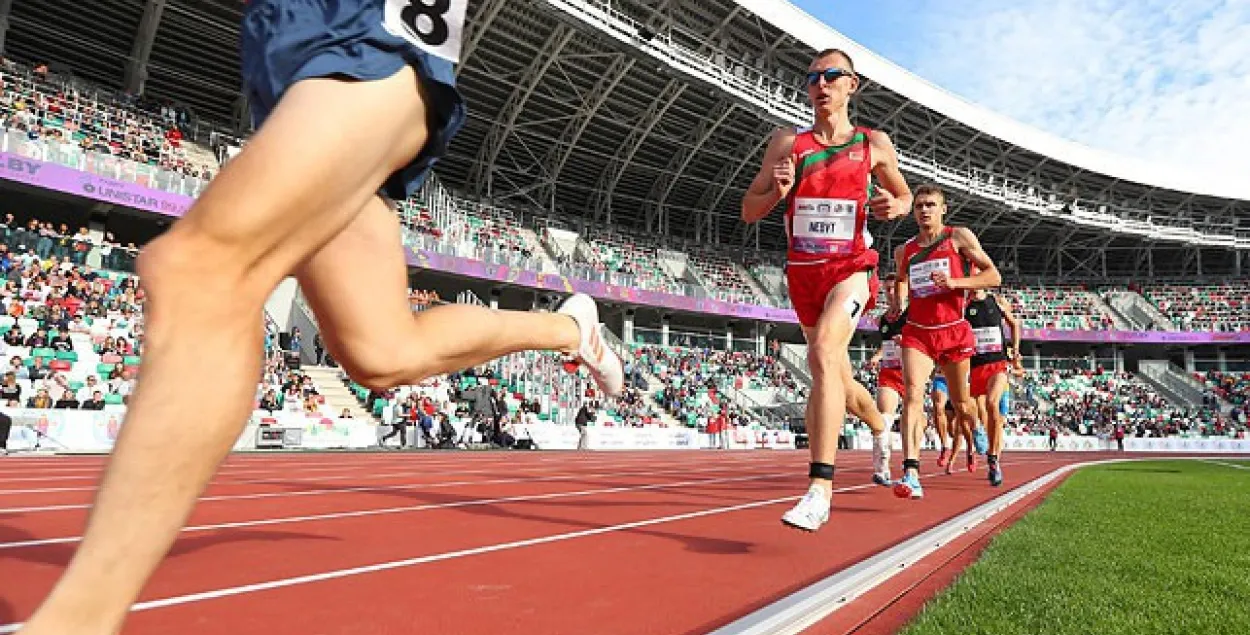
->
[1143,283,1250,333]
[0,59,216,181]
[998,285,1117,330]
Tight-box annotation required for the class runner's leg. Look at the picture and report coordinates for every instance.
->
[782,271,869,530]
[295,198,585,387]
[984,371,1009,485]
[942,359,978,471]
[896,347,935,498]
[16,68,529,634]
[932,386,950,465]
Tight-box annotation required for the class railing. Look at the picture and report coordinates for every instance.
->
[1,129,209,199]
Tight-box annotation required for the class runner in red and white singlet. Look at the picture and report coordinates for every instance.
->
[742,48,911,532]
[890,184,1002,501]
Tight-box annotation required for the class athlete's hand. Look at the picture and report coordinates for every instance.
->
[930,270,960,291]
[773,157,795,197]
[868,187,907,221]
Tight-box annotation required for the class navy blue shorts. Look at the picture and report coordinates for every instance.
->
[240,0,468,200]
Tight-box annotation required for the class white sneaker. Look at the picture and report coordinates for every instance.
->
[781,484,831,532]
[556,293,625,397]
[872,433,892,486]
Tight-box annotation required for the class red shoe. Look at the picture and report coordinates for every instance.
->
[967,453,978,473]
[937,448,948,468]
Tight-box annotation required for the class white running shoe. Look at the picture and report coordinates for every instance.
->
[781,484,832,532]
[872,433,892,486]
[556,293,625,397]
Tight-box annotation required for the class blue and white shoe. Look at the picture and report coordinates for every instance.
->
[781,485,832,532]
[988,461,1004,487]
[893,471,924,500]
[973,425,989,455]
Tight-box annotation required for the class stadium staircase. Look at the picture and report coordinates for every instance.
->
[1105,291,1177,331]
[746,266,789,306]
[301,365,378,422]
[1137,361,1204,408]
[778,343,813,387]
[517,226,560,273]
[1093,295,1133,330]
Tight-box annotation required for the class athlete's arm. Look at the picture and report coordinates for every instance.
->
[892,243,909,313]
[742,127,797,224]
[949,227,1002,291]
[997,295,1025,374]
[866,130,912,222]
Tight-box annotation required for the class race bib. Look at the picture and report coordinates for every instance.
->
[974,326,1003,354]
[881,340,902,369]
[792,197,856,254]
[908,259,949,298]
[383,0,469,63]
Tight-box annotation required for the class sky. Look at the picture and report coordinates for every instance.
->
[791,0,1250,177]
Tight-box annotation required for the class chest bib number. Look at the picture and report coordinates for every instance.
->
[881,340,902,368]
[383,0,469,63]
[909,259,949,298]
[974,326,1003,354]
[792,197,857,254]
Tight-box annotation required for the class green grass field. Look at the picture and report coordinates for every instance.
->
[902,459,1250,635]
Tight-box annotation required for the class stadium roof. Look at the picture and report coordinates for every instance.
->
[4,0,1248,280]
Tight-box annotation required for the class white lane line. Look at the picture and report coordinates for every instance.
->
[0,470,796,551]
[0,454,787,497]
[0,461,820,515]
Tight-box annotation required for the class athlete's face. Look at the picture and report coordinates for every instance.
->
[912,193,946,231]
[806,55,858,115]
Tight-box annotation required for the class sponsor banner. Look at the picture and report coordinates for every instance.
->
[0,152,194,217]
[512,423,581,450]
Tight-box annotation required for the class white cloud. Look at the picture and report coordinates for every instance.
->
[908,0,1250,179]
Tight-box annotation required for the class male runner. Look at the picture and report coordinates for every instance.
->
[890,185,1000,500]
[16,4,624,634]
[741,48,910,531]
[965,285,1023,486]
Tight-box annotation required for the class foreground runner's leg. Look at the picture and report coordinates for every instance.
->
[782,271,870,532]
[983,371,1010,486]
[895,347,936,499]
[15,66,616,635]
[295,198,621,393]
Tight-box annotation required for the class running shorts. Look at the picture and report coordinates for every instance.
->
[877,367,904,396]
[241,0,468,200]
[969,360,1008,397]
[901,321,975,367]
[785,252,880,328]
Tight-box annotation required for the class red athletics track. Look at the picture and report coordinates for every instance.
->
[0,450,1135,634]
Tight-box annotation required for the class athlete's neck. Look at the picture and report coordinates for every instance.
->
[918,224,946,245]
[811,114,855,145]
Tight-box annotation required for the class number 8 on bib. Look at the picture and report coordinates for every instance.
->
[383,0,469,63]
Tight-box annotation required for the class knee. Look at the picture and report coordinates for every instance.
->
[955,399,978,421]
[807,331,848,378]
[138,228,266,306]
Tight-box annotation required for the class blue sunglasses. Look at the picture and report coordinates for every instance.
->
[805,68,855,86]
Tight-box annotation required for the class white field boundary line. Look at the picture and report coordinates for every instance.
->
[708,456,1243,635]
[0,453,791,497]
[0,460,835,515]
[0,452,788,482]
[0,469,801,551]
[0,459,1076,632]
[1203,459,1250,471]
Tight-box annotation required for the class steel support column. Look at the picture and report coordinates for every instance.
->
[0,0,13,55]
[124,0,166,95]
